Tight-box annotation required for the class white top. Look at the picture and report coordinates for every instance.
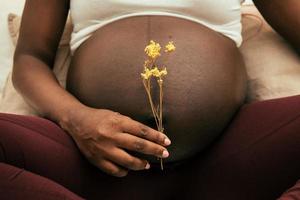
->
[70,0,245,54]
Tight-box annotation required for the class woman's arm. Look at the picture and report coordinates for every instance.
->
[13,0,170,177]
[253,0,300,53]
[13,0,81,122]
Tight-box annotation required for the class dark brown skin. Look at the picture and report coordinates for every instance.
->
[67,16,247,163]
[253,0,300,54]
[13,0,300,177]
[13,0,171,178]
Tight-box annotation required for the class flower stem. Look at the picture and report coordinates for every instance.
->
[143,80,159,128]
[158,79,164,170]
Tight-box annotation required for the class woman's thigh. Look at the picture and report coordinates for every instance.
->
[0,113,190,200]
[95,94,300,200]
[0,113,90,195]
[183,95,300,200]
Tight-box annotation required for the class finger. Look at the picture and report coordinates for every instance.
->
[120,116,171,146]
[114,133,169,159]
[96,159,129,177]
[107,147,151,171]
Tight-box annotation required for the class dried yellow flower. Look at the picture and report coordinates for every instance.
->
[144,40,161,59]
[151,67,168,78]
[140,40,174,170]
[159,68,168,77]
[151,67,160,77]
[141,67,152,80]
[165,41,176,52]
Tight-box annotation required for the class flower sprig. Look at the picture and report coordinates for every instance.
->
[140,40,176,170]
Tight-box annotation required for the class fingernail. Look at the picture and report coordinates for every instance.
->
[162,150,169,158]
[164,138,171,146]
[145,163,150,169]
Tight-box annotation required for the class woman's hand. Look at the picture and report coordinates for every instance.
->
[60,106,171,177]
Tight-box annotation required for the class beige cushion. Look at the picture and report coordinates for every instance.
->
[1,5,300,116]
[0,13,72,116]
[240,6,300,102]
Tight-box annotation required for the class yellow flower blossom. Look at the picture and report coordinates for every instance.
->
[151,67,168,78]
[151,67,160,77]
[144,40,161,59]
[159,68,168,77]
[140,40,174,171]
[141,66,168,80]
[165,41,176,52]
[141,67,152,80]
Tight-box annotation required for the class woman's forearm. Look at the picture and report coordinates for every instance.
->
[253,0,300,53]
[11,0,77,124]
[12,53,85,124]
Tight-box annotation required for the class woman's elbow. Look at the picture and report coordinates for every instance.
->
[11,52,37,93]
[12,53,24,93]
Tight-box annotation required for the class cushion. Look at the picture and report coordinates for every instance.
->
[0,0,26,95]
[0,13,72,116]
[240,6,300,102]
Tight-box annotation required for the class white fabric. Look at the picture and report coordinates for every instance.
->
[70,0,244,54]
[244,0,253,5]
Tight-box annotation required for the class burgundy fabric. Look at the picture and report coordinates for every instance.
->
[1,95,300,199]
[0,163,83,200]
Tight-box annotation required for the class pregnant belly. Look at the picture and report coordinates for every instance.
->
[67,16,247,164]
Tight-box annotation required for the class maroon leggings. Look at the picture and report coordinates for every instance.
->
[1,95,300,200]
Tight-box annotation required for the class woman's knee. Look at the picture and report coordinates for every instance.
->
[0,113,79,169]
[0,113,74,148]
[0,112,76,148]
[0,113,88,194]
